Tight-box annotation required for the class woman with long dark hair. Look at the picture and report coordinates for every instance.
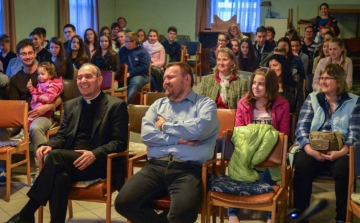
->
[49,37,73,79]
[83,28,98,58]
[66,35,89,70]
[238,38,258,72]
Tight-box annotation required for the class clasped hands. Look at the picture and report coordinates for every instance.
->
[154,115,201,146]
[36,146,96,170]
[305,144,347,162]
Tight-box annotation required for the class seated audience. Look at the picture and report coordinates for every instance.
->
[200,48,247,109]
[99,26,111,36]
[254,26,274,67]
[301,26,318,72]
[266,26,277,48]
[277,37,305,83]
[314,30,334,58]
[210,32,230,69]
[1,39,62,169]
[228,24,247,40]
[91,34,120,78]
[27,62,63,128]
[293,64,358,223]
[313,37,352,91]
[66,35,90,70]
[285,28,299,40]
[0,34,17,73]
[238,38,258,72]
[49,37,74,79]
[230,38,240,56]
[4,63,128,223]
[313,39,330,74]
[63,24,91,59]
[268,54,304,115]
[115,62,219,223]
[0,61,8,99]
[161,26,181,62]
[291,36,309,74]
[273,46,287,57]
[143,29,166,92]
[114,30,126,52]
[84,28,98,58]
[110,22,121,42]
[117,17,131,33]
[33,27,49,51]
[232,67,290,223]
[137,29,146,44]
[29,30,52,63]
[118,32,150,104]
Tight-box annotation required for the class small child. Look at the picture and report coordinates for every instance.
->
[27,62,63,128]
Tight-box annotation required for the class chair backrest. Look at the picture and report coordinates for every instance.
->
[176,35,190,42]
[144,92,167,105]
[178,41,200,55]
[289,113,297,146]
[239,70,252,90]
[62,79,82,101]
[181,45,187,62]
[217,109,236,139]
[159,34,167,43]
[220,129,287,174]
[0,100,28,128]
[101,70,114,91]
[344,38,360,55]
[119,64,128,88]
[127,105,150,134]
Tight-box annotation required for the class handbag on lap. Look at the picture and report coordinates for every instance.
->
[309,131,344,153]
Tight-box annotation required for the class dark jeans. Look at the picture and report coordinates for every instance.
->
[151,66,164,92]
[115,159,203,223]
[27,149,106,223]
[293,149,349,221]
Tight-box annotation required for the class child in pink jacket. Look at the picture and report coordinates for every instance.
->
[27,62,63,128]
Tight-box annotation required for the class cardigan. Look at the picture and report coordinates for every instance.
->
[199,72,247,109]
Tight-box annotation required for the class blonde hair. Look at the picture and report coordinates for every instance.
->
[329,37,347,69]
[228,24,244,39]
[214,48,239,77]
[38,62,57,79]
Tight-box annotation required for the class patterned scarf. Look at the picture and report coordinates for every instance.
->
[142,40,163,55]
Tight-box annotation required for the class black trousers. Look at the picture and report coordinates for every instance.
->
[27,149,106,223]
[115,159,203,223]
[293,149,349,221]
[151,66,164,92]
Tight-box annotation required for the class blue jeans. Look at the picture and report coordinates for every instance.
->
[127,75,148,104]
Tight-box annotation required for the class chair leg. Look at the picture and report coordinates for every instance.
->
[106,192,111,223]
[199,64,202,82]
[68,200,73,218]
[346,201,352,223]
[25,150,31,187]
[6,152,11,202]
[219,207,224,223]
[38,205,43,223]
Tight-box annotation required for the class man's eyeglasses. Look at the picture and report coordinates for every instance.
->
[318,77,335,82]
[19,51,35,57]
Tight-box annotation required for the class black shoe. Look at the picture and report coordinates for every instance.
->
[4,213,34,223]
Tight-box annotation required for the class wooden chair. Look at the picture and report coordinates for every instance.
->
[207,130,288,223]
[344,38,360,68]
[114,64,128,102]
[179,41,202,85]
[127,105,150,170]
[0,101,31,202]
[143,92,166,105]
[176,35,190,42]
[289,113,297,146]
[181,45,187,63]
[346,143,359,223]
[139,66,151,105]
[38,125,130,223]
[45,79,82,141]
[101,70,115,96]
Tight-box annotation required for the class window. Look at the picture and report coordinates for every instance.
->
[69,0,98,38]
[210,0,260,33]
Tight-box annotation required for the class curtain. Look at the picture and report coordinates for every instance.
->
[1,0,16,52]
[58,0,70,41]
[69,0,99,39]
[196,0,211,35]
[210,0,260,33]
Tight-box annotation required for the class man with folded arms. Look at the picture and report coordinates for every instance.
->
[115,62,219,223]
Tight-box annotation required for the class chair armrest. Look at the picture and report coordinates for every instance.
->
[107,151,128,160]
[128,151,148,177]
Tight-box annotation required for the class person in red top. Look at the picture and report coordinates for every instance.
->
[231,67,290,223]
[199,48,247,109]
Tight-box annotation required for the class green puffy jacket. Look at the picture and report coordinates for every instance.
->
[228,124,279,182]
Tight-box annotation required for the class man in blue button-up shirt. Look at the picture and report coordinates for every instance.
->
[115,62,219,223]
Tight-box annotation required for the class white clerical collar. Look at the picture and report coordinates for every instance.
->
[84,91,101,104]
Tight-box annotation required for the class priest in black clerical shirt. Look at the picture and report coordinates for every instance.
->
[5,63,129,223]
